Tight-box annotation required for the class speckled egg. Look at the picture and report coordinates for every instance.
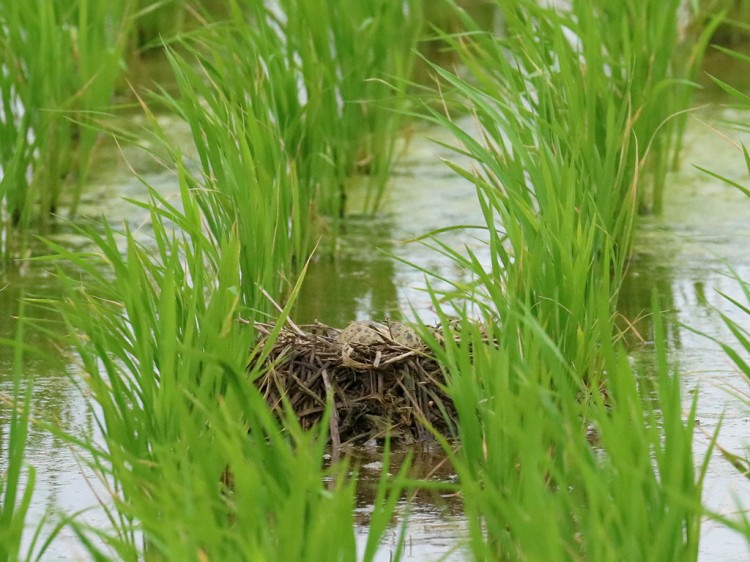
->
[338,321,385,345]
[387,322,421,348]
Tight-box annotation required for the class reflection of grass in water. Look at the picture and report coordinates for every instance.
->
[693,60,750,545]
[294,217,402,325]
[0,310,67,561]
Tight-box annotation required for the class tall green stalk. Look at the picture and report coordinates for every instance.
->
[427,0,639,382]
[0,314,35,561]
[414,1,711,558]
[38,159,408,559]
[0,309,67,561]
[0,0,132,260]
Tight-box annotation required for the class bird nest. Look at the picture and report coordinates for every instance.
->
[253,320,457,446]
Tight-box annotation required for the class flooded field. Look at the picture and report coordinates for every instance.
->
[2,93,750,559]
[2,2,750,559]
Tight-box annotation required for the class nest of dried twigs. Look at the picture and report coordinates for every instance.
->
[253,321,456,446]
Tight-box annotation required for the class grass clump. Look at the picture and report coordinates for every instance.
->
[0,0,210,263]
[139,0,423,311]
[0,1,133,243]
[413,0,712,558]
[423,301,706,561]
[0,316,35,562]
[425,0,717,390]
[441,0,714,214]
[39,175,408,559]
[427,0,639,382]
[261,0,423,215]
[165,0,421,225]
[582,0,718,213]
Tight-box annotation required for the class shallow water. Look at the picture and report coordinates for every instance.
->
[4,67,750,562]
[621,104,750,561]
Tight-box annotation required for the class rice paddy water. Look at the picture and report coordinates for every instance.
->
[4,1,750,561]
[271,53,750,556]
[4,91,750,561]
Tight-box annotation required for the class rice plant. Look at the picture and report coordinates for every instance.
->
[424,0,639,383]
[137,0,422,310]
[410,0,712,558]
[447,0,714,213]
[0,309,68,561]
[687,59,750,547]
[419,294,707,561]
[0,314,35,561]
[33,169,410,559]
[152,48,314,316]
[0,0,133,263]
[262,0,423,214]
[591,0,717,213]
[171,0,421,221]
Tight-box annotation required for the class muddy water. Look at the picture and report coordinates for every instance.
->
[4,82,750,562]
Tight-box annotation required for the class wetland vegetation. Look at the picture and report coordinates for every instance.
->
[3,0,750,560]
